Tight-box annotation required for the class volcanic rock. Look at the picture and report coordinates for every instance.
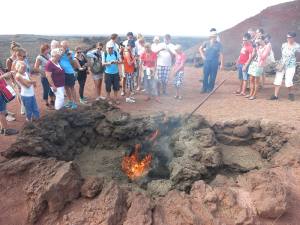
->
[237,170,288,219]
[81,176,104,198]
[147,179,173,196]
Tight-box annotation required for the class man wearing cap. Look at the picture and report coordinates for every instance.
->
[199,30,224,93]
[102,41,122,104]
[270,32,300,101]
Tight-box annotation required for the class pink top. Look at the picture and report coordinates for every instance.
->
[173,52,186,72]
[257,43,271,67]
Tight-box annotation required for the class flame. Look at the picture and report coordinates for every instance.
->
[121,144,152,180]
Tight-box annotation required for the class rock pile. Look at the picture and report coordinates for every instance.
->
[0,101,297,225]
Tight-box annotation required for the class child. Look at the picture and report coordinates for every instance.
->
[172,45,186,100]
[15,48,40,121]
[234,33,253,96]
[123,40,136,103]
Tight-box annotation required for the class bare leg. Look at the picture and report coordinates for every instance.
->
[274,85,280,97]
[0,113,7,130]
[65,86,72,102]
[253,77,260,97]
[94,79,100,98]
[122,77,126,94]
[70,87,76,103]
[249,76,255,96]
[241,80,247,94]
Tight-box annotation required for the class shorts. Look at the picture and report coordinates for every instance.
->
[125,72,134,92]
[273,66,296,87]
[93,73,103,81]
[157,66,170,84]
[65,73,76,87]
[248,61,263,77]
[238,64,249,81]
[174,71,184,88]
[0,93,7,113]
[105,73,120,92]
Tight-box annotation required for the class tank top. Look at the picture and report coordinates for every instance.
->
[17,72,35,97]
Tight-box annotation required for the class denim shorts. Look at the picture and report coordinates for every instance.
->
[0,93,7,113]
[238,64,249,81]
[65,73,76,87]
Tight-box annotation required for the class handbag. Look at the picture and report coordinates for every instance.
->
[0,79,16,103]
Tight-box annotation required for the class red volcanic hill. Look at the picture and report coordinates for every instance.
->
[187,0,300,63]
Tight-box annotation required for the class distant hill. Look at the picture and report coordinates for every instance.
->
[186,0,300,63]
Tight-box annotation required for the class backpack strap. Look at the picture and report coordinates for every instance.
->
[104,50,118,62]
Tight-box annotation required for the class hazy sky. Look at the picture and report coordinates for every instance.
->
[1,0,291,36]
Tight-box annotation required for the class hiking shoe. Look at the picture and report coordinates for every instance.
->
[6,114,16,122]
[126,97,135,103]
[269,95,278,100]
[64,101,72,108]
[71,102,78,109]
[79,98,88,104]
[288,93,295,101]
[3,128,19,136]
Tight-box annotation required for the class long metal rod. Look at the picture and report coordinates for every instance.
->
[186,79,226,121]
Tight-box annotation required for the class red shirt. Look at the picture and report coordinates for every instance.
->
[123,50,135,73]
[141,52,157,68]
[238,43,253,65]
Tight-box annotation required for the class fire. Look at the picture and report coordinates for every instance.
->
[121,144,152,180]
[121,130,159,180]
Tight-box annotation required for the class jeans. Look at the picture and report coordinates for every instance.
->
[21,95,40,120]
[202,60,219,92]
[77,72,87,98]
[41,77,54,101]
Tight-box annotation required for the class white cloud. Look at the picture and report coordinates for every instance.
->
[0,0,291,36]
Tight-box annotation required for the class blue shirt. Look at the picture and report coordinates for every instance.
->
[59,50,75,74]
[102,51,120,74]
[202,41,223,62]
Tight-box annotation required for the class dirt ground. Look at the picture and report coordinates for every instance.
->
[1,66,300,153]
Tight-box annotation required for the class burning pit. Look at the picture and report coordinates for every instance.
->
[0,101,296,225]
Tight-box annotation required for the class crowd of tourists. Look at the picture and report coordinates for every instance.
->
[0,29,299,136]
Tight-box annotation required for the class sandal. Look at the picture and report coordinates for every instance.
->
[249,96,256,100]
[236,92,246,96]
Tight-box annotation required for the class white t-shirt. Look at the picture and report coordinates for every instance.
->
[156,42,176,67]
[135,40,145,56]
[17,72,35,97]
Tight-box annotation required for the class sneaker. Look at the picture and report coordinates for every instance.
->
[2,128,19,136]
[129,96,136,100]
[121,91,125,96]
[248,96,256,100]
[82,96,88,101]
[6,114,16,122]
[71,102,78,109]
[126,97,135,103]
[64,101,72,108]
[7,111,15,116]
[79,98,88,104]
[288,93,295,101]
[269,95,278,100]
